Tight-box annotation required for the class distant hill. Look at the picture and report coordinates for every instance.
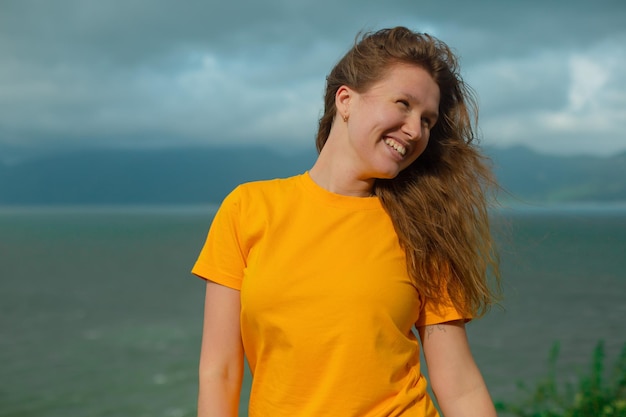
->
[0,145,625,205]
[486,145,626,203]
[0,146,316,205]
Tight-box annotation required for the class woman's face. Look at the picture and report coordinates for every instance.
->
[340,63,440,180]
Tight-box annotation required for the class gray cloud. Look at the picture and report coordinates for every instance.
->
[1,0,625,157]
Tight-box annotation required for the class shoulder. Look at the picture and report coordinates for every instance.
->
[232,174,302,202]
[221,174,304,214]
[212,175,304,238]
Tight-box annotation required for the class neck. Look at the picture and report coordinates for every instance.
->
[309,141,375,197]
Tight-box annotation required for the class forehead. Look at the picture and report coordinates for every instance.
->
[366,64,440,105]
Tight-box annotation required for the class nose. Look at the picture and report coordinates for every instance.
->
[402,114,423,141]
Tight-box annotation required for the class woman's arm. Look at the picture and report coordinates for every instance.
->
[197,280,244,417]
[417,320,496,417]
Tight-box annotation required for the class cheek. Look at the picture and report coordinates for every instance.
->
[405,137,430,166]
[365,105,399,131]
[350,116,381,142]
[417,136,430,155]
[416,134,430,154]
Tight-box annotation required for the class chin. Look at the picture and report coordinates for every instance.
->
[370,160,405,180]
[375,170,402,180]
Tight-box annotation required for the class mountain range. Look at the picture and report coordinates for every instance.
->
[1,145,625,205]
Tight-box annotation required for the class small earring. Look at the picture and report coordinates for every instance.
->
[342,114,349,122]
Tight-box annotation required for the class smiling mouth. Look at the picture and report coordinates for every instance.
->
[384,138,407,156]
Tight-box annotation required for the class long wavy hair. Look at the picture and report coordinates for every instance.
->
[316,27,500,317]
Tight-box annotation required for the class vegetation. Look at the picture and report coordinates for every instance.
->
[496,341,626,417]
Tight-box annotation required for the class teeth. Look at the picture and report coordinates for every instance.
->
[384,138,406,156]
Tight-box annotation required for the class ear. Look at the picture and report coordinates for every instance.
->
[335,85,353,119]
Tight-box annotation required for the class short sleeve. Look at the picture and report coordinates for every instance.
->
[191,187,246,290]
[415,279,472,327]
[415,298,469,327]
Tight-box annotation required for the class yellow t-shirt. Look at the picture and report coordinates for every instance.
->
[192,172,467,417]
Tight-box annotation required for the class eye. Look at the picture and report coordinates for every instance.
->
[397,99,410,108]
[422,114,438,129]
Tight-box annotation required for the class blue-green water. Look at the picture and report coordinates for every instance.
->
[1,205,625,417]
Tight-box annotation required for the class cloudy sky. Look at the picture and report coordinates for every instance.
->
[1,0,625,159]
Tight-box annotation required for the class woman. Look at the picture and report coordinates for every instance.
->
[192,27,501,416]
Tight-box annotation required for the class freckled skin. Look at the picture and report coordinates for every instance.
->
[343,64,440,180]
[309,64,441,197]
